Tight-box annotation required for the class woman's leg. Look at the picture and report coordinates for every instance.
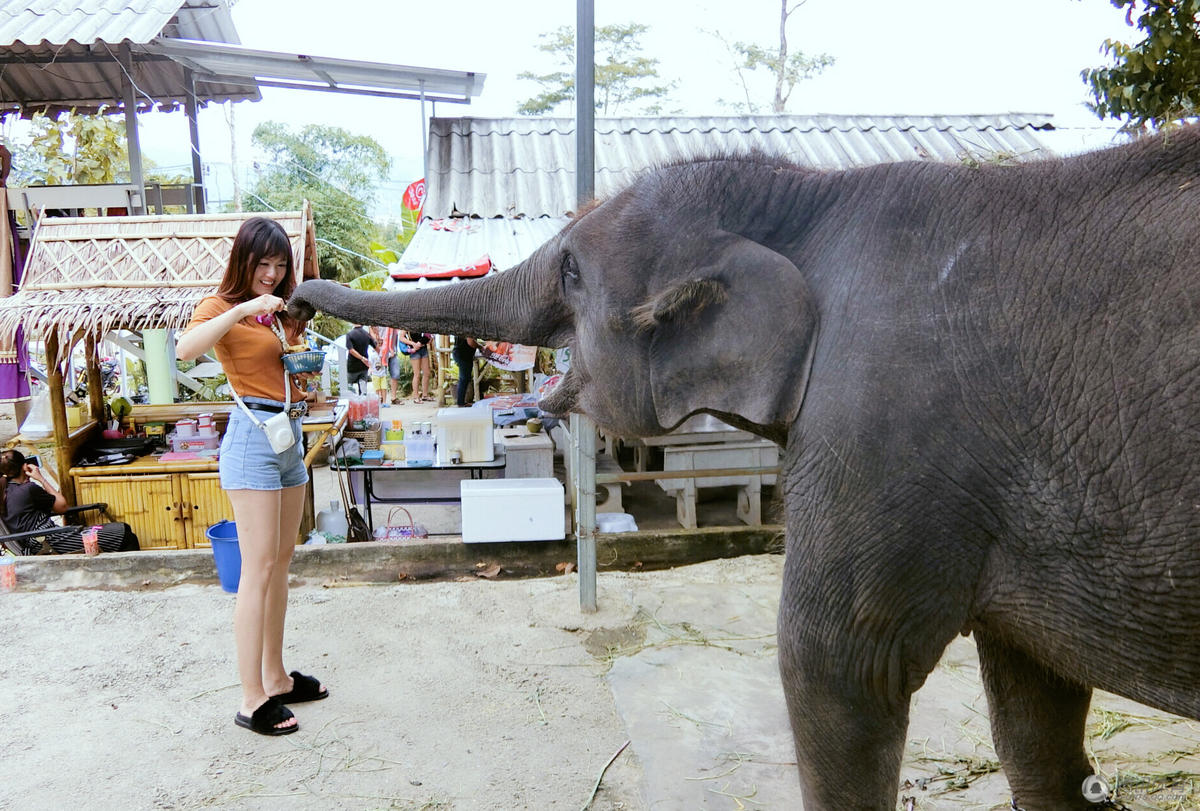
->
[226,488,296,731]
[420,355,431,399]
[261,483,310,697]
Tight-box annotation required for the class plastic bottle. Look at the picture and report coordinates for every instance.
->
[316,500,349,542]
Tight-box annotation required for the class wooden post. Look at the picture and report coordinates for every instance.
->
[44,331,77,505]
[84,333,104,425]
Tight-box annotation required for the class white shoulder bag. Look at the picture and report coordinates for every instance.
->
[229,369,296,454]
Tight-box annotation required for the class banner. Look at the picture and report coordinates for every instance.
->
[402,178,426,218]
[480,341,536,372]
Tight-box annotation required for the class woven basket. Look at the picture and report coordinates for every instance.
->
[344,427,381,450]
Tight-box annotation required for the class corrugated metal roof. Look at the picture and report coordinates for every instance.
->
[0,0,257,113]
[424,114,1058,219]
[0,0,234,47]
[388,216,568,285]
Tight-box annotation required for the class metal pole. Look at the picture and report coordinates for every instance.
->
[119,44,145,214]
[183,68,206,214]
[575,0,597,612]
[420,81,428,186]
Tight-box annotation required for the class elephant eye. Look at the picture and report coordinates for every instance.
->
[560,252,579,283]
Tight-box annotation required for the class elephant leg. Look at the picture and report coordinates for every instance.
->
[778,601,922,807]
[974,630,1093,810]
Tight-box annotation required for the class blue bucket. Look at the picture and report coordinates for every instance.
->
[206,520,240,593]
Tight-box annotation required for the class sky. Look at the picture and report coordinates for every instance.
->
[14,0,1140,219]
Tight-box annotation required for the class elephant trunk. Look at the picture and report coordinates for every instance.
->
[288,257,567,347]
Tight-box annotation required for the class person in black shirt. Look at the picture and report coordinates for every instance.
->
[452,335,478,407]
[344,324,376,395]
[0,449,138,554]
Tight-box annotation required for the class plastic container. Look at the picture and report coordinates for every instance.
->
[596,512,639,533]
[281,350,326,374]
[404,436,435,463]
[460,478,565,542]
[435,407,493,464]
[206,520,240,593]
[171,433,220,452]
[381,440,405,461]
[316,500,349,542]
[362,449,384,466]
[175,419,196,437]
[81,525,101,556]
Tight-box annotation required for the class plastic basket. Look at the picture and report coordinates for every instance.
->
[282,350,326,374]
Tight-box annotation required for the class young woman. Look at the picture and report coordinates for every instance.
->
[0,448,139,554]
[401,329,433,402]
[177,217,328,737]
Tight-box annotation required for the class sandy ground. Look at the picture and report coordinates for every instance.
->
[3,554,1200,810]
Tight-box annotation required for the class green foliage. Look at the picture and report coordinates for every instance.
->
[24,111,130,185]
[709,0,834,114]
[242,122,392,282]
[348,269,390,291]
[1084,0,1200,130]
[517,23,675,115]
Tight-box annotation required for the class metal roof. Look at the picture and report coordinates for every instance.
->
[0,0,257,113]
[0,1,485,115]
[424,113,1058,219]
[388,215,568,285]
[138,37,485,104]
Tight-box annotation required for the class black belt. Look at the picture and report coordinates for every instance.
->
[248,402,308,419]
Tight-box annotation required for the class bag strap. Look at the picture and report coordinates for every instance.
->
[228,367,291,430]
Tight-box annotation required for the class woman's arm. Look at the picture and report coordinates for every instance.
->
[25,464,68,515]
[176,295,283,361]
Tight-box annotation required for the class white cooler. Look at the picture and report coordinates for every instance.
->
[460,478,565,542]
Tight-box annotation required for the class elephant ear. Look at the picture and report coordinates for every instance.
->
[643,235,817,434]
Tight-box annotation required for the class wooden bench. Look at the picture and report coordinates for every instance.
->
[658,439,779,529]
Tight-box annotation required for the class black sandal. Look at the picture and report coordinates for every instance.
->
[272,671,329,704]
[234,696,298,736]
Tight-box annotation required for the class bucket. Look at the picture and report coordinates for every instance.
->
[206,520,240,593]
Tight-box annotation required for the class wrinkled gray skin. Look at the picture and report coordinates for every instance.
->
[289,129,1200,809]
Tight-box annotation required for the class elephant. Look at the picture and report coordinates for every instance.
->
[288,127,1200,809]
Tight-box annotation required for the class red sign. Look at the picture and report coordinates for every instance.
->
[402,178,426,214]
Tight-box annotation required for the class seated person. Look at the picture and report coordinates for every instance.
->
[0,449,139,554]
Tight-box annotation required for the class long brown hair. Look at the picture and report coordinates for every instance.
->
[0,448,26,518]
[217,217,304,333]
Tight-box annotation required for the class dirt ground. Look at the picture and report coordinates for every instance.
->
[3,553,1200,810]
[4,402,1200,809]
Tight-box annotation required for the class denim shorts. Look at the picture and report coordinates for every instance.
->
[219,403,309,490]
[410,346,428,360]
[387,354,403,379]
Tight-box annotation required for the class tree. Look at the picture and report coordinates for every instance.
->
[243,122,394,283]
[517,23,675,116]
[16,111,129,186]
[712,0,834,114]
[1084,0,1200,131]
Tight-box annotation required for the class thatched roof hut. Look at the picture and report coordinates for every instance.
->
[0,207,318,504]
[0,206,317,347]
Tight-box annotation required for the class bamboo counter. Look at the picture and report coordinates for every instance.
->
[68,406,346,551]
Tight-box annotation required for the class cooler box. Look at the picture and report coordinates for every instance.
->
[435,408,494,464]
[460,478,565,542]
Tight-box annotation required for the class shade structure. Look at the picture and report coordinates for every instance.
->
[0,206,317,347]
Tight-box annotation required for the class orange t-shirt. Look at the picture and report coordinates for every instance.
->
[184,296,305,402]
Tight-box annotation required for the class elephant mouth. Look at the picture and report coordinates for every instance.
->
[538,367,581,417]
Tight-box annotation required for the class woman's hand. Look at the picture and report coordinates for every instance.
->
[237,294,285,320]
